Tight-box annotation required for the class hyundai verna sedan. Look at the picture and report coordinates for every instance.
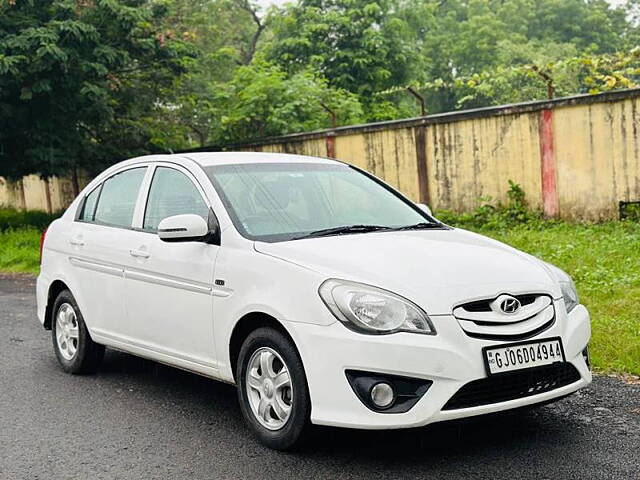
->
[37,152,591,450]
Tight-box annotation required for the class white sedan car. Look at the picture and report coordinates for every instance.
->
[37,152,591,449]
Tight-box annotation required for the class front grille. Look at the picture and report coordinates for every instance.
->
[453,293,555,341]
[442,362,581,410]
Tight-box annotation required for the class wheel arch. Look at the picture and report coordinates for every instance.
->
[228,312,299,383]
[44,279,70,330]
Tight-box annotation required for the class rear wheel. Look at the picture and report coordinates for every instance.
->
[236,327,310,450]
[52,289,104,374]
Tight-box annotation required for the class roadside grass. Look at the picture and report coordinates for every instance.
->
[0,227,42,274]
[0,200,637,375]
[0,207,58,274]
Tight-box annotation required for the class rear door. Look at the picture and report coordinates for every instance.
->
[68,166,148,338]
[122,164,219,372]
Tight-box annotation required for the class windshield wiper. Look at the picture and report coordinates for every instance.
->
[292,224,391,240]
[391,222,446,231]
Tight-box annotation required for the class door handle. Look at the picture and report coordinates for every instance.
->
[69,238,85,246]
[130,249,150,259]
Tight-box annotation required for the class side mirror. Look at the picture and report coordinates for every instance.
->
[417,203,433,217]
[158,214,210,242]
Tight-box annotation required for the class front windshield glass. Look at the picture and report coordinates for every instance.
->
[205,162,434,242]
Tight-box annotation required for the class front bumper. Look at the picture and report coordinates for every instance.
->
[287,301,591,429]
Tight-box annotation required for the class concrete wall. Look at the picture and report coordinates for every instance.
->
[4,89,640,219]
[233,89,640,220]
[553,100,640,219]
[0,174,82,213]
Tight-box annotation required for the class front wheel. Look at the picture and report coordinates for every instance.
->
[236,327,310,450]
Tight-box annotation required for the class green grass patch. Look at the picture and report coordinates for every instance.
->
[0,207,60,274]
[0,227,42,274]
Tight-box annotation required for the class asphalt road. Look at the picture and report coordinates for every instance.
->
[1,274,638,480]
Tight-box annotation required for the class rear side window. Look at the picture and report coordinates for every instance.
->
[143,167,209,231]
[93,168,146,228]
[79,185,101,222]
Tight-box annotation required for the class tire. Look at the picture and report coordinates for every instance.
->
[51,289,105,374]
[236,327,311,450]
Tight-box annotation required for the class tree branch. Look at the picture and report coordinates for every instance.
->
[234,0,265,65]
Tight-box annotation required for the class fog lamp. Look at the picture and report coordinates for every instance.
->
[370,382,394,408]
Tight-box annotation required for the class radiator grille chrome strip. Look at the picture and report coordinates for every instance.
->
[453,294,555,340]
[453,295,551,323]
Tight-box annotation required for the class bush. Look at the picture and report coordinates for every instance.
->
[436,180,544,230]
[0,207,61,232]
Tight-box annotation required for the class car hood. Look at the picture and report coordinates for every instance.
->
[254,228,560,315]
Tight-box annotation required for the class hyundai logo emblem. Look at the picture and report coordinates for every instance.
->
[499,296,521,314]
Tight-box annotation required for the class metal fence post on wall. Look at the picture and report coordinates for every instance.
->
[538,109,559,217]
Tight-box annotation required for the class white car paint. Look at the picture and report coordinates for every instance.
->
[37,152,591,430]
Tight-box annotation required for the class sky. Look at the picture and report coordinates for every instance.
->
[257,0,291,9]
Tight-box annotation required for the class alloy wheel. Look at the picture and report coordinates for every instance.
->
[245,347,293,430]
[55,303,79,361]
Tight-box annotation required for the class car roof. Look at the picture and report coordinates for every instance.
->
[178,152,341,166]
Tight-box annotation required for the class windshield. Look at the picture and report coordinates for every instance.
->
[205,162,436,242]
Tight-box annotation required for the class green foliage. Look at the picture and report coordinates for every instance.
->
[0,207,61,232]
[621,202,640,222]
[406,49,640,110]
[4,0,640,173]
[437,181,542,230]
[392,0,639,112]
[0,227,42,273]
[217,62,364,142]
[265,0,414,97]
[147,0,266,148]
[0,0,195,179]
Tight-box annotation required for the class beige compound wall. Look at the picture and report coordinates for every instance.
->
[423,111,542,212]
[553,99,640,220]
[0,174,82,213]
[4,90,640,220]
[243,90,640,220]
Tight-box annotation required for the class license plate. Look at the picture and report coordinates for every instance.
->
[483,337,565,375]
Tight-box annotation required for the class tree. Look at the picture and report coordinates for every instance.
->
[147,0,270,148]
[378,48,640,113]
[0,0,194,180]
[216,62,364,143]
[396,0,637,112]
[265,0,414,100]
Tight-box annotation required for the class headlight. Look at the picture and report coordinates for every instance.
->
[545,263,579,313]
[559,277,579,313]
[318,279,436,335]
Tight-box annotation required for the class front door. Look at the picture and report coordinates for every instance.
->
[122,165,219,372]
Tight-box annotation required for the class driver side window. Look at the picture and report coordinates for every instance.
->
[143,167,210,231]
